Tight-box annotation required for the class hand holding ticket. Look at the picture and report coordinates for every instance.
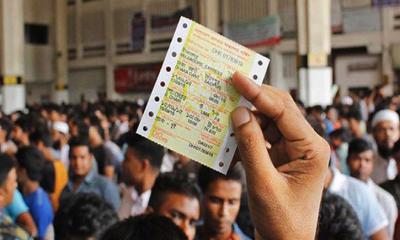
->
[137,17,269,173]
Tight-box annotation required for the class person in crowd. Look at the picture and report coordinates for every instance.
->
[30,129,68,211]
[196,166,250,240]
[0,153,31,239]
[118,133,163,219]
[324,166,389,239]
[347,109,367,139]
[100,214,187,240]
[325,105,341,131]
[88,119,115,180]
[329,128,350,174]
[381,139,400,209]
[346,138,397,238]
[11,116,32,147]
[0,118,17,155]
[147,171,201,240]
[16,146,54,240]
[371,109,400,184]
[317,192,363,240]
[4,190,37,237]
[54,193,118,240]
[61,137,120,210]
[51,121,70,169]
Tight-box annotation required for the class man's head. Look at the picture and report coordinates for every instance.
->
[15,146,45,185]
[346,139,374,182]
[0,154,17,207]
[329,128,349,149]
[318,192,363,240]
[347,110,363,136]
[100,214,187,240]
[148,171,201,240]
[69,137,93,178]
[51,121,69,146]
[198,166,243,236]
[54,192,118,240]
[372,109,400,153]
[122,133,164,192]
[12,116,32,145]
[0,118,13,143]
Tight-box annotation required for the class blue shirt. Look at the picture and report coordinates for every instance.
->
[62,167,120,210]
[195,222,251,240]
[328,169,388,238]
[23,187,53,239]
[4,190,29,221]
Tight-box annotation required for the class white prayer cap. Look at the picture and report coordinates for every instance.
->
[52,121,69,135]
[371,109,400,128]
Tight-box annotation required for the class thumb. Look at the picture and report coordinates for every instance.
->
[231,107,278,182]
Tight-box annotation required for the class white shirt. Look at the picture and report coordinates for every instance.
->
[118,185,151,220]
[367,179,398,239]
[328,169,388,238]
[161,152,178,173]
[370,154,397,184]
[60,144,70,169]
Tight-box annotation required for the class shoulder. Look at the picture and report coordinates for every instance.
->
[232,223,252,240]
[0,218,32,240]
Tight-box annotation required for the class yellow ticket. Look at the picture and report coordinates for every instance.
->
[137,17,269,174]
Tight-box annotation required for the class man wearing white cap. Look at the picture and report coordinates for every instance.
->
[371,109,400,184]
[51,121,70,169]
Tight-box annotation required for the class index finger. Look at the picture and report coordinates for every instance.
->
[232,72,315,142]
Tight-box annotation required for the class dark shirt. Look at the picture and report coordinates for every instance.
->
[381,176,400,209]
[61,167,120,210]
[91,144,112,175]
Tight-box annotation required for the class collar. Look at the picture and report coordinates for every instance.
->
[366,178,376,188]
[69,165,97,190]
[328,168,347,192]
[131,188,152,207]
[84,166,97,184]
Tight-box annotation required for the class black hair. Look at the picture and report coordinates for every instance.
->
[329,128,350,142]
[317,192,363,240]
[126,132,164,170]
[148,171,201,212]
[54,193,118,240]
[69,136,91,151]
[0,154,15,186]
[29,129,53,148]
[312,105,324,114]
[100,214,187,240]
[0,118,14,140]
[347,138,373,158]
[14,116,33,133]
[347,110,363,121]
[198,165,242,193]
[15,146,45,182]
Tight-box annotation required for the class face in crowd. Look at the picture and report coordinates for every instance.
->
[373,120,399,151]
[156,192,200,240]
[347,149,374,182]
[0,168,17,207]
[70,145,93,178]
[203,178,242,236]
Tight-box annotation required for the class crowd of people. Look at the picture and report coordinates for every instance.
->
[1,72,400,239]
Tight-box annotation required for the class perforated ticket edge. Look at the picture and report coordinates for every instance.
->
[137,17,270,174]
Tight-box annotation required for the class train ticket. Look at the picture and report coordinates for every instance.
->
[137,17,269,174]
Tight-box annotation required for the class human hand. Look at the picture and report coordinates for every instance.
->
[230,72,330,239]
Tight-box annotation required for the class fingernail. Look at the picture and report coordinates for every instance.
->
[266,141,272,149]
[232,107,251,128]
